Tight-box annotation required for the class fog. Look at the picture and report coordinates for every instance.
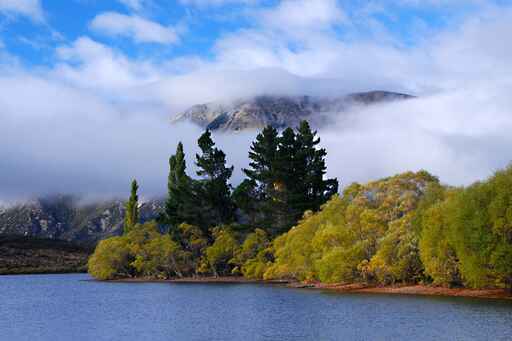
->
[3,78,512,201]
[2,3,512,201]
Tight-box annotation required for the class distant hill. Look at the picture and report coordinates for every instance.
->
[0,236,92,275]
[0,195,163,244]
[172,91,413,131]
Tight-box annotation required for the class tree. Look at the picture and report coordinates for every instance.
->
[243,125,280,229]
[164,142,199,236]
[294,120,338,212]
[273,127,300,231]
[204,227,240,276]
[88,222,188,280]
[447,167,512,289]
[88,237,131,280]
[128,222,184,278]
[234,229,273,279]
[243,122,339,234]
[195,130,235,229]
[177,223,209,275]
[124,179,139,234]
[266,171,439,284]
[232,179,259,226]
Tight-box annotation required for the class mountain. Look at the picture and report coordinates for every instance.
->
[0,195,163,245]
[172,91,414,131]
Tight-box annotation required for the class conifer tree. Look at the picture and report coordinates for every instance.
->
[165,142,197,235]
[274,127,300,231]
[195,130,235,228]
[232,179,259,226]
[295,120,338,212]
[243,125,280,229]
[124,179,139,234]
[242,122,338,234]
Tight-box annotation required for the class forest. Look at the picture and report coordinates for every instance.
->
[88,121,512,290]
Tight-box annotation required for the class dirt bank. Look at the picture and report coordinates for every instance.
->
[108,276,512,300]
[298,282,512,300]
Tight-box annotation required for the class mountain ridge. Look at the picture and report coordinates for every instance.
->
[0,195,163,244]
[172,91,414,131]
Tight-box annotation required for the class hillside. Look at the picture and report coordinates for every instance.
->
[172,91,413,131]
[0,195,163,244]
[0,236,92,275]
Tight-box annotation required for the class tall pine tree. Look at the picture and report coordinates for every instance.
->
[164,142,197,235]
[124,179,139,234]
[242,121,338,234]
[294,120,338,212]
[243,125,280,230]
[274,127,300,231]
[195,130,235,229]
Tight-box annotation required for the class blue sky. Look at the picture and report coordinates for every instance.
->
[0,0,505,69]
[2,0,512,199]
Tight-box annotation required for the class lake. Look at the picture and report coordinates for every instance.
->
[1,274,511,341]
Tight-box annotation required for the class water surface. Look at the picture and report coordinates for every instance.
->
[1,274,511,340]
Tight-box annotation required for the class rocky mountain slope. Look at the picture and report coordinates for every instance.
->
[172,91,413,131]
[0,195,163,244]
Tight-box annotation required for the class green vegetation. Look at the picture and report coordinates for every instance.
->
[242,122,338,234]
[124,180,139,234]
[88,120,512,290]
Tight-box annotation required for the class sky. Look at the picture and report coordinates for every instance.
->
[1,0,512,201]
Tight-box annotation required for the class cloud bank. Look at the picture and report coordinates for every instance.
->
[1,1,512,201]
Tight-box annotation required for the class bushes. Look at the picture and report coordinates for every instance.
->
[89,166,512,290]
[204,227,240,276]
[88,237,130,280]
[419,195,461,286]
[445,167,512,289]
[88,222,273,280]
[236,229,272,279]
[88,222,183,280]
[266,171,437,285]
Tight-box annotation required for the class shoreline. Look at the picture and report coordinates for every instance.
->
[109,276,512,300]
[107,276,290,285]
[297,282,512,300]
[6,272,511,300]
[0,268,87,276]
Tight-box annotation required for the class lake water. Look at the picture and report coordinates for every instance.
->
[1,274,512,341]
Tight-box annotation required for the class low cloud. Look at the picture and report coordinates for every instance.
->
[1,2,512,201]
[322,86,512,187]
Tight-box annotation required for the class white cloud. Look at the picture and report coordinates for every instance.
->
[0,0,44,21]
[2,2,512,200]
[322,86,512,187]
[117,0,146,11]
[90,12,178,44]
[54,36,162,105]
[0,73,205,200]
[259,0,347,30]
[179,0,259,6]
